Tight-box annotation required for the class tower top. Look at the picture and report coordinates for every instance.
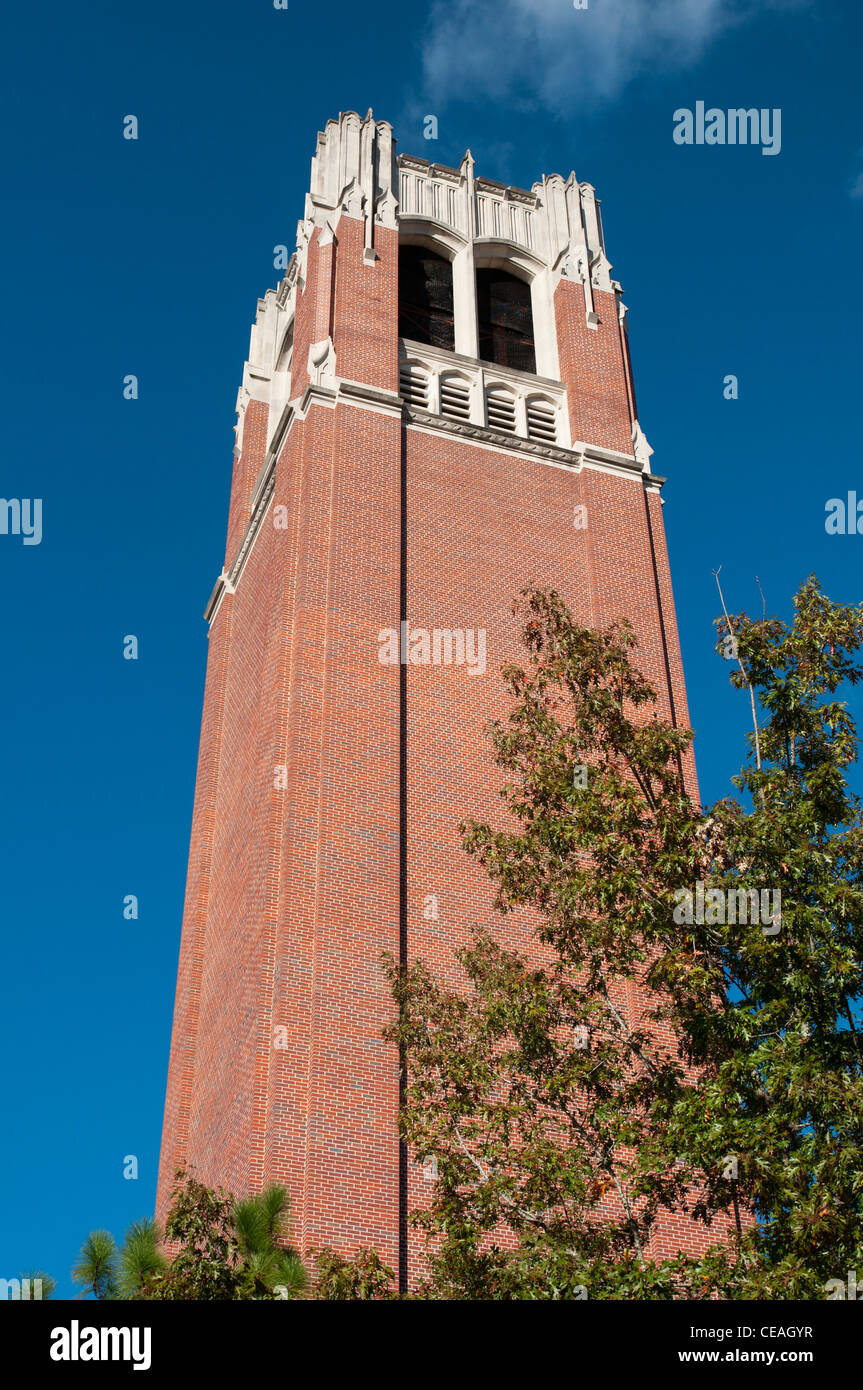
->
[301,109,614,294]
[233,108,651,494]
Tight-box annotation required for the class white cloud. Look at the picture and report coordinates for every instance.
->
[421,0,804,112]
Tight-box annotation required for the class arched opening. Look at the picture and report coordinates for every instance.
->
[476,268,536,374]
[398,245,455,351]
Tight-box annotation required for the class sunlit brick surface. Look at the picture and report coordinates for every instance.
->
[157,140,725,1281]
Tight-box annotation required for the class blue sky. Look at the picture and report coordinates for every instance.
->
[1,0,861,1296]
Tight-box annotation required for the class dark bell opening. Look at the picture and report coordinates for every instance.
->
[476,268,536,374]
[398,246,456,352]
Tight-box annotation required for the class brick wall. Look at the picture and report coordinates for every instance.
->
[554,279,633,453]
[157,203,726,1282]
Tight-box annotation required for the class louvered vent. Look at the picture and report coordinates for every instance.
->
[399,362,430,409]
[440,374,471,422]
[486,387,517,434]
[526,397,557,444]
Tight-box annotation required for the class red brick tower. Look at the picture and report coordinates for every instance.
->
[157,110,699,1285]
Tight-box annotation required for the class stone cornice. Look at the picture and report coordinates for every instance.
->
[404,406,649,480]
[398,153,462,184]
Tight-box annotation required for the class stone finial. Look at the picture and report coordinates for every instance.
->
[308,110,399,259]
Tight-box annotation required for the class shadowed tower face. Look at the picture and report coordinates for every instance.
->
[157,109,700,1285]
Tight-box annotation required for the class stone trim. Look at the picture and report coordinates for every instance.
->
[403,406,648,480]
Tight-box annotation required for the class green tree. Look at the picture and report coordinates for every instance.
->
[233,1183,308,1299]
[72,1230,119,1300]
[653,575,863,1297]
[142,1170,259,1300]
[384,579,863,1299]
[72,1220,165,1301]
[313,1247,396,1300]
[141,1170,309,1300]
[72,1172,308,1300]
[118,1218,167,1299]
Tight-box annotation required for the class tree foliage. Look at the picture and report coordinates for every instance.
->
[72,1229,121,1301]
[382,579,863,1299]
[313,1247,396,1300]
[72,1171,308,1301]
